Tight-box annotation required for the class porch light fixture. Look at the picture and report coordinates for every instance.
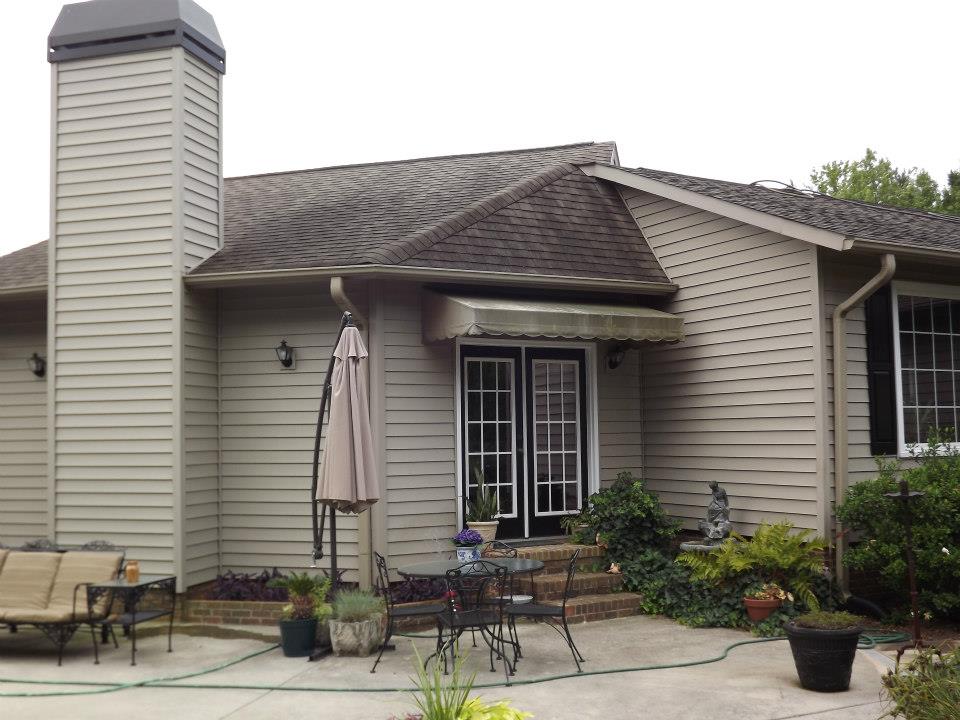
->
[275,340,295,369]
[606,344,626,370]
[27,353,46,378]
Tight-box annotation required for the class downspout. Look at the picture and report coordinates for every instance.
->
[328,276,372,588]
[832,253,895,595]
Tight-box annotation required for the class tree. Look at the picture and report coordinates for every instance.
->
[810,148,960,216]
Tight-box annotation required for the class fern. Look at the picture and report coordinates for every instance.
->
[677,521,827,610]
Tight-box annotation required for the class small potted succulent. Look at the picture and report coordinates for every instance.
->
[267,572,328,657]
[452,528,484,562]
[329,588,386,657]
[785,611,863,692]
[466,469,499,543]
[744,582,791,622]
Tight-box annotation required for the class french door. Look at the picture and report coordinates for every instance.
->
[460,345,589,538]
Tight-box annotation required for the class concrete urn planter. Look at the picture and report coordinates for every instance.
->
[467,520,499,544]
[329,615,384,657]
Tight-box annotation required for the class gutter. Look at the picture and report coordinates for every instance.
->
[183,263,679,295]
[832,253,896,595]
[0,284,46,299]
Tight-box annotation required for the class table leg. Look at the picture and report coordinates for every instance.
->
[167,581,175,652]
[130,608,137,666]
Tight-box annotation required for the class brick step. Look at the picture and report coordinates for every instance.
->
[540,592,642,623]
[513,570,623,601]
[515,543,604,574]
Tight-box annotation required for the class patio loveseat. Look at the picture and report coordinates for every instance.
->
[0,548,123,664]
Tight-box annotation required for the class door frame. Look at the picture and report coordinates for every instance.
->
[454,337,600,538]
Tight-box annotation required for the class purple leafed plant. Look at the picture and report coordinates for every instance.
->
[390,577,447,603]
[207,568,288,601]
[452,528,483,547]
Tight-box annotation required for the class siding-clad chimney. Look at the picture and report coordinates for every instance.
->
[47,0,224,584]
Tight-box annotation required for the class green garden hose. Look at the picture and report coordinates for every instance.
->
[0,631,909,698]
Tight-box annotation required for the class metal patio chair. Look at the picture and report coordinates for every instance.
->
[505,548,585,672]
[370,552,446,673]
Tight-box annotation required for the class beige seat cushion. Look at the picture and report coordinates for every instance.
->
[0,552,62,610]
[49,552,123,615]
[0,606,76,624]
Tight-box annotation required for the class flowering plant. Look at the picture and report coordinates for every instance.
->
[452,528,484,547]
[746,582,793,603]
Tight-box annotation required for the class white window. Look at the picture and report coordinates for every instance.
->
[892,282,960,454]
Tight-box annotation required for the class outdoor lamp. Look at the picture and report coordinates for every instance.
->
[275,340,295,368]
[606,344,626,370]
[27,353,46,378]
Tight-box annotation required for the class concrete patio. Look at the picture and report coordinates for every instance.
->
[0,616,891,720]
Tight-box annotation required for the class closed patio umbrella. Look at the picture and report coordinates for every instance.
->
[311,312,380,586]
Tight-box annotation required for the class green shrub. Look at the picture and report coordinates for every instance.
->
[333,588,385,623]
[792,611,862,630]
[580,472,678,560]
[267,572,328,620]
[882,647,960,720]
[838,434,960,620]
[676,521,827,610]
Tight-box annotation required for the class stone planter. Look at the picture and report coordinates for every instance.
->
[329,615,384,657]
[467,520,499,544]
[785,622,863,692]
[743,597,781,623]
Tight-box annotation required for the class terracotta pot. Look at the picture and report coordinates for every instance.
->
[743,597,781,622]
[467,521,499,544]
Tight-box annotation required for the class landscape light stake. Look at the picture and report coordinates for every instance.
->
[884,479,927,662]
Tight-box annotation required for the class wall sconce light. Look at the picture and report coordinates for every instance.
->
[27,353,46,378]
[275,340,295,369]
[606,344,626,370]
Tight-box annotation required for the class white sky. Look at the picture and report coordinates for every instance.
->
[1,0,958,257]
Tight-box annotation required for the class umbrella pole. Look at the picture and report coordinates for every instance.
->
[329,504,339,590]
[311,311,354,569]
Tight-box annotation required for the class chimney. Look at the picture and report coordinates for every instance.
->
[47,0,224,585]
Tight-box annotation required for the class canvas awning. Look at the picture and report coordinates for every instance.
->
[423,293,684,343]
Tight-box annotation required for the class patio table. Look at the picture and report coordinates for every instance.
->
[396,557,544,578]
[87,574,176,666]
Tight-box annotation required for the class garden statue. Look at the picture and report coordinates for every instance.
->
[680,481,732,553]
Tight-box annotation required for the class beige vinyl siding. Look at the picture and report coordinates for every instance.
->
[597,346,643,485]
[818,251,960,490]
[382,282,457,564]
[0,301,48,544]
[622,188,821,531]
[52,50,179,571]
[183,289,219,585]
[218,284,362,578]
[181,54,221,271]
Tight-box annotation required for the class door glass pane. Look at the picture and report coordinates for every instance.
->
[464,358,515,518]
[532,359,581,516]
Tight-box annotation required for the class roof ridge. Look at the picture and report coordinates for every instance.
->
[224,142,605,181]
[361,163,581,266]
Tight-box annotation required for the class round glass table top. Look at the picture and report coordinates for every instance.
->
[396,557,544,578]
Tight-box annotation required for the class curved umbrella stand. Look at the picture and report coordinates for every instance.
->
[310,311,353,588]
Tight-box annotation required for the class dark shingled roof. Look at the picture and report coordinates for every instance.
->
[0,241,47,293]
[621,166,960,254]
[194,141,623,276]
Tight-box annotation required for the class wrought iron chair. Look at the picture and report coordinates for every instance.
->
[370,552,446,673]
[505,548,585,672]
[435,560,513,682]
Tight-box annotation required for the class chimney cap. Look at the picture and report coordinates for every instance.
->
[49,0,225,73]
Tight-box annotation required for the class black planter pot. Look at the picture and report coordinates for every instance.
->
[278,618,318,657]
[785,623,863,692]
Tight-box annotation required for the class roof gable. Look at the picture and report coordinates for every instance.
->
[401,168,670,284]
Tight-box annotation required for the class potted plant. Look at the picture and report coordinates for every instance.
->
[329,588,386,657]
[744,582,791,622]
[311,576,334,647]
[784,611,863,692]
[452,528,484,562]
[465,469,499,543]
[267,571,326,657]
[559,513,591,543]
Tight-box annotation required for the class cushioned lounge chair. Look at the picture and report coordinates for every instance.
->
[0,551,123,664]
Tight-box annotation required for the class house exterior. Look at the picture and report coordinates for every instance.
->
[2,0,959,592]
